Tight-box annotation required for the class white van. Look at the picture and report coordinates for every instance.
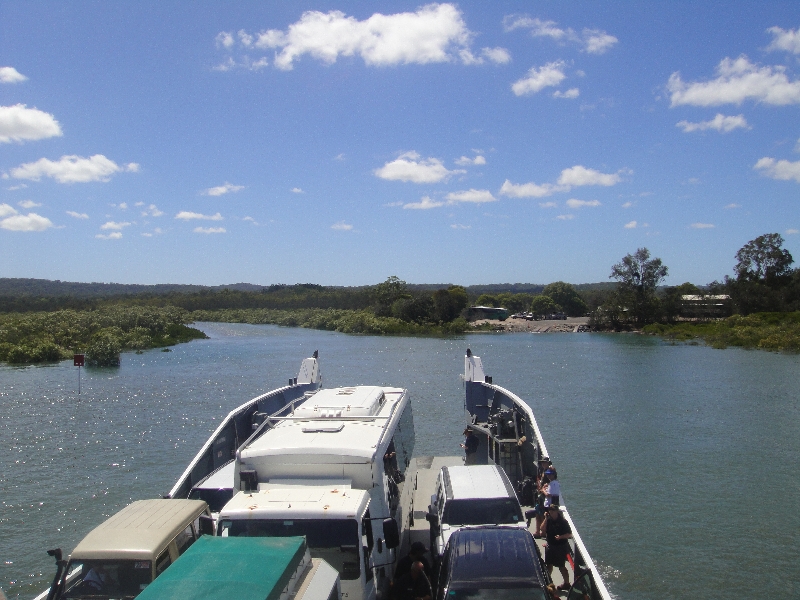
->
[426,465,525,560]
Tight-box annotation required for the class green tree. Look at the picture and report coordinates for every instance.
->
[373,276,409,317]
[475,294,498,307]
[729,234,795,314]
[433,286,468,322]
[734,233,793,285]
[530,295,559,317]
[610,248,668,325]
[542,282,588,316]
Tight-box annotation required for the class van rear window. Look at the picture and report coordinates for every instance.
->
[442,499,523,526]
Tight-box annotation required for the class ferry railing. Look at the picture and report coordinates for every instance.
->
[167,384,317,500]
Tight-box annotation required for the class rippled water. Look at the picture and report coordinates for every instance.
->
[1,324,798,599]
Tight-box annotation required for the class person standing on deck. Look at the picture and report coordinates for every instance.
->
[393,561,432,600]
[544,469,561,507]
[460,428,479,465]
[542,505,572,591]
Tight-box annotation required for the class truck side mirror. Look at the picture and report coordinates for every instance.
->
[382,518,400,549]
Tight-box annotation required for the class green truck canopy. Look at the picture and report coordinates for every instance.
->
[136,536,307,600]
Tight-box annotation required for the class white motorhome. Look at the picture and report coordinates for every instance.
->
[218,385,415,600]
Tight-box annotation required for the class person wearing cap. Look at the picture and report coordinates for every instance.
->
[542,504,572,591]
[460,428,479,465]
[394,541,432,580]
[544,469,561,507]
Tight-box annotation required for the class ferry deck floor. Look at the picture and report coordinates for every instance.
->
[406,456,573,597]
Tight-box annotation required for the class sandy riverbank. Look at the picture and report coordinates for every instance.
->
[472,316,591,332]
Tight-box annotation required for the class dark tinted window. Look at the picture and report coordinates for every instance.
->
[442,499,523,525]
[63,559,152,599]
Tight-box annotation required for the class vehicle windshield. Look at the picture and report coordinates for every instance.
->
[219,518,361,580]
[448,589,547,600]
[442,499,523,526]
[62,559,152,599]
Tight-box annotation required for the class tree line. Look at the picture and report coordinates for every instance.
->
[592,233,800,330]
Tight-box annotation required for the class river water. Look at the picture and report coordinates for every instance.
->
[1,324,798,599]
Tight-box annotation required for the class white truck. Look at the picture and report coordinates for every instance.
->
[218,385,416,600]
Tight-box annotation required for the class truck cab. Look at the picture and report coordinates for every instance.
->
[426,465,525,560]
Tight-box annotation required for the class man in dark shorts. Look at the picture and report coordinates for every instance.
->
[542,505,572,591]
[460,428,479,464]
[394,541,432,580]
[393,560,432,600]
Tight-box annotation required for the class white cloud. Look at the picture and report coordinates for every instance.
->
[454,155,486,166]
[724,203,741,209]
[237,4,478,71]
[766,27,800,54]
[291,187,304,193]
[499,179,566,198]
[141,232,153,237]
[668,56,800,106]
[403,196,445,210]
[194,227,226,234]
[141,204,164,217]
[216,32,235,49]
[754,157,800,182]
[67,210,89,219]
[331,221,353,231]
[553,88,579,99]
[511,61,566,96]
[10,154,138,183]
[96,231,122,240]
[558,165,623,187]
[539,201,557,208]
[690,223,715,229]
[334,153,346,161]
[117,202,128,210]
[503,18,617,54]
[676,113,750,133]
[786,228,799,234]
[450,224,471,229]
[566,198,601,208]
[482,47,511,64]
[556,214,574,220]
[583,29,618,54]
[7,184,27,190]
[446,189,496,204]
[0,67,27,83]
[204,182,244,196]
[100,221,131,230]
[621,201,633,208]
[0,104,63,143]
[0,203,18,217]
[175,211,224,221]
[624,220,637,229]
[374,151,464,183]
[243,216,258,224]
[0,211,53,231]
[18,200,41,208]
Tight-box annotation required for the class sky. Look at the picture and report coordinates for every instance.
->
[1,1,799,287]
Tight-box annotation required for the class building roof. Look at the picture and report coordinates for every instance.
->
[70,500,209,560]
[136,536,307,600]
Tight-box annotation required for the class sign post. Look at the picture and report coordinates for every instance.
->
[73,354,85,394]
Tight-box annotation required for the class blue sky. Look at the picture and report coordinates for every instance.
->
[1,2,799,287]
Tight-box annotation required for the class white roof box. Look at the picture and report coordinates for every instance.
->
[293,386,386,418]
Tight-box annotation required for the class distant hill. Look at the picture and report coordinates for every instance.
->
[0,278,267,297]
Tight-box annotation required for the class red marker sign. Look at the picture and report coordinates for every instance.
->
[74,354,85,367]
